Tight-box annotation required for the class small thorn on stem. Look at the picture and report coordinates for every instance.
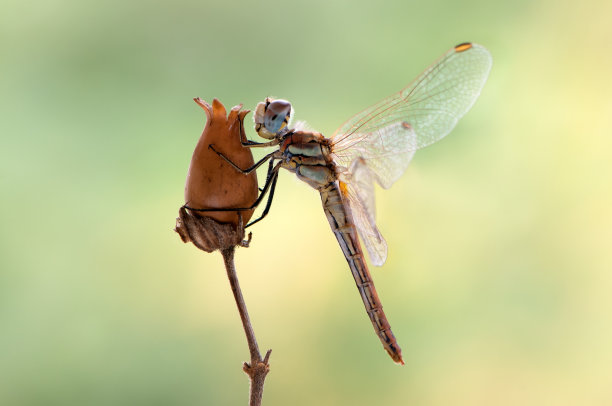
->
[263,349,272,364]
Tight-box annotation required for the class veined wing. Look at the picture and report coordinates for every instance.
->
[292,120,314,132]
[339,158,388,266]
[331,42,492,189]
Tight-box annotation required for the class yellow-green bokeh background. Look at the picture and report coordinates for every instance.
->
[2,0,611,404]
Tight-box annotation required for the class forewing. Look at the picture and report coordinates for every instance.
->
[340,158,388,266]
[332,43,492,189]
[292,120,313,132]
[335,121,417,189]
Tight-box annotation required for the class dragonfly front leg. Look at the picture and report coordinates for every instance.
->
[240,139,280,148]
[237,113,282,148]
[183,160,281,218]
[209,144,275,174]
[246,165,280,228]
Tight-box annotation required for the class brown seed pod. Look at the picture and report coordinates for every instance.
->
[184,98,258,226]
[175,206,251,252]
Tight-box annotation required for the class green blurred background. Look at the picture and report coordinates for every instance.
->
[2,0,611,404]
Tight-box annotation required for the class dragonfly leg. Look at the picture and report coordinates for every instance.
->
[209,144,274,174]
[237,113,281,148]
[240,139,279,148]
[181,205,254,213]
[242,140,261,146]
[240,159,281,219]
[183,160,281,216]
[245,169,279,228]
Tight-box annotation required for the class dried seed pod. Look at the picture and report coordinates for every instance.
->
[184,98,258,226]
[175,206,250,252]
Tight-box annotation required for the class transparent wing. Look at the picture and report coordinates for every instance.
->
[336,121,417,190]
[331,43,492,189]
[339,158,388,266]
[292,120,314,132]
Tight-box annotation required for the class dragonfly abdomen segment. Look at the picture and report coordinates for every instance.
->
[320,182,404,364]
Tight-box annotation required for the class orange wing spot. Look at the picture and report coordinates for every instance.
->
[339,181,349,196]
[454,42,473,52]
[401,121,412,130]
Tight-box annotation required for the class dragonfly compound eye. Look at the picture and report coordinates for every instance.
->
[264,99,292,134]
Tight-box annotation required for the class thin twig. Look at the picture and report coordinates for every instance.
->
[221,246,271,406]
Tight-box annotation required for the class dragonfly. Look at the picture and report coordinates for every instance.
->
[186,42,492,364]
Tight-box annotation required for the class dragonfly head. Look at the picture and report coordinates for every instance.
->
[254,97,293,139]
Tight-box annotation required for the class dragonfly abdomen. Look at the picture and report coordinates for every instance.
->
[320,182,404,364]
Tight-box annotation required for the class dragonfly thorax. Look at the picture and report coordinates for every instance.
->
[279,131,336,190]
[254,97,293,139]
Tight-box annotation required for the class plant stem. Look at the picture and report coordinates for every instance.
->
[221,246,271,406]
